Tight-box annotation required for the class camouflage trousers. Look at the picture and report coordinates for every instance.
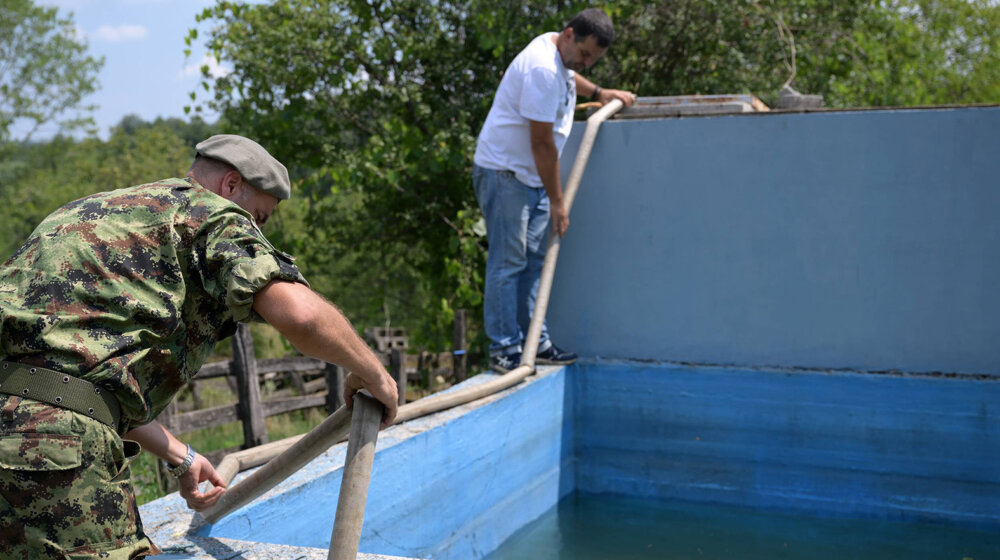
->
[0,395,158,559]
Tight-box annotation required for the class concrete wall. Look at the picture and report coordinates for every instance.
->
[186,360,999,559]
[551,107,1000,375]
[574,361,1000,529]
[201,369,574,560]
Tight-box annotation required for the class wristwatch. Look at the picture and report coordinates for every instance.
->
[165,443,195,478]
[590,85,602,101]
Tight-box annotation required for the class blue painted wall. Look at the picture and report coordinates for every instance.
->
[573,361,1000,529]
[200,360,999,558]
[203,369,575,560]
[552,107,1000,374]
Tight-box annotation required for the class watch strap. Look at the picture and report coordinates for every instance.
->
[165,443,195,478]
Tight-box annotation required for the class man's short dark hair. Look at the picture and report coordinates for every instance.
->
[567,8,614,48]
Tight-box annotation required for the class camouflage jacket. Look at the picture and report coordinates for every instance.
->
[0,178,307,430]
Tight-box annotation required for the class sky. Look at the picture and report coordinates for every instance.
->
[29,0,238,139]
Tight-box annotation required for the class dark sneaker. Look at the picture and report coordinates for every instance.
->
[491,352,521,373]
[536,344,577,365]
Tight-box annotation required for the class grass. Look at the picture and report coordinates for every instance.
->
[131,376,328,505]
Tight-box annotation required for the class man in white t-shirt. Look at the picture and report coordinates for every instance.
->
[473,8,636,373]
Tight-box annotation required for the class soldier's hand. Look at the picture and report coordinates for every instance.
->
[180,453,227,511]
[344,371,399,429]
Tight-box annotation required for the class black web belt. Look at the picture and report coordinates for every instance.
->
[0,361,121,431]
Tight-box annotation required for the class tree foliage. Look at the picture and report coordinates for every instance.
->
[0,122,196,260]
[182,0,994,351]
[831,0,1000,106]
[596,0,876,105]
[0,0,103,142]
[115,114,220,147]
[592,0,1000,108]
[189,0,583,349]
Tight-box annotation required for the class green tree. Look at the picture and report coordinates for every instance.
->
[596,0,1000,108]
[188,0,578,350]
[827,0,1000,106]
[0,124,193,260]
[0,0,103,142]
[594,0,877,105]
[114,114,221,148]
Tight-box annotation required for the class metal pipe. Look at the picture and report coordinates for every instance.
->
[522,99,624,366]
[328,393,383,560]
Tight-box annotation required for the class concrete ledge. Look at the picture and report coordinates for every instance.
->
[140,367,564,559]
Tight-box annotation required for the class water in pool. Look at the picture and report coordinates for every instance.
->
[484,493,1000,560]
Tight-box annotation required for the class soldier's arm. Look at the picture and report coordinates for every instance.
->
[252,279,398,428]
[124,421,226,510]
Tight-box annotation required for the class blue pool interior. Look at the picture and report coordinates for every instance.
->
[202,361,999,560]
[485,492,1000,560]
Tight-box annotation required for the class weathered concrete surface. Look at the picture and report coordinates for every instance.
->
[554,106,1000,375]
[574,360,1000,529]
[141,367,564,559]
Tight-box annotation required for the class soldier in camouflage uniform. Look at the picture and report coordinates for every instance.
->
[0,134,399,558]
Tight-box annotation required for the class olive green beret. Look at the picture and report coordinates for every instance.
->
[195,134,291,200]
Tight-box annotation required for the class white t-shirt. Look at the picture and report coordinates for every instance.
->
[474,32,576,188]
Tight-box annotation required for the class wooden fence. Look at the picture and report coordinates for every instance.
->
[155,310,470,469]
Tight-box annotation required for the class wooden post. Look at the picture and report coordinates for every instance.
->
[328,393,383,560]
[224,368,238,394]
[233,324,268,448]
[452,309,468,382]
[390,348,406,406]
[156,400,179,494]
[189,379,204,410]
[289,371,307,396]
[158,395,175,434]
[324,363,346,413]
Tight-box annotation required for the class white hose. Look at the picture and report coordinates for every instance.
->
[522,99,624,365]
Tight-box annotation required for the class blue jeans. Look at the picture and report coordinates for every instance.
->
[473,165,551,355]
